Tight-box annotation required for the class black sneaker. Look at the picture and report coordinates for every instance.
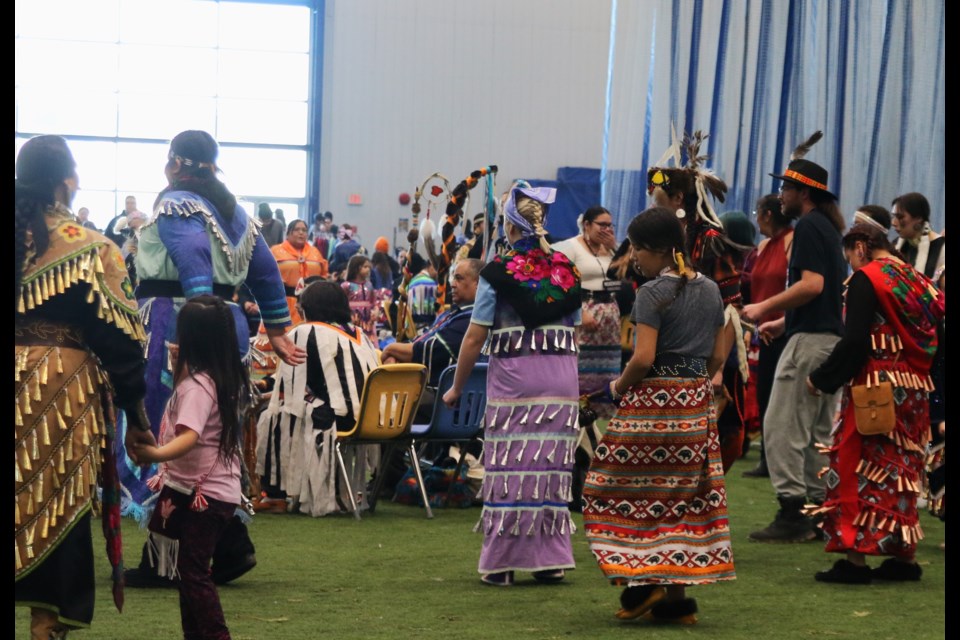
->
[815,559,872,584]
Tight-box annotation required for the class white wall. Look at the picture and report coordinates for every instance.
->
[318,0,611,248]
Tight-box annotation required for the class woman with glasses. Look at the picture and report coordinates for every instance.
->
[552,206,621,418]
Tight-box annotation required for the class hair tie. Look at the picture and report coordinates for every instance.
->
[674,250,686,274]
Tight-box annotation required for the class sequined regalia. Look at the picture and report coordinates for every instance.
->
[16,208,146,626]
[125,190,290,519]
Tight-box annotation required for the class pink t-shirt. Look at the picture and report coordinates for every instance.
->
[160,372,241,505]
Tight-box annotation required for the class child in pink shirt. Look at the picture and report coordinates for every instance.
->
[134,296,251,640]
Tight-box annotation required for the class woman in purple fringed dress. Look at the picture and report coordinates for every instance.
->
[443,185,582,586]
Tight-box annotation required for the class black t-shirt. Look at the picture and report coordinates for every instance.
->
[784,208,845,337]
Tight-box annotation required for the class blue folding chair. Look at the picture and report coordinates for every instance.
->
[402,362,488,518]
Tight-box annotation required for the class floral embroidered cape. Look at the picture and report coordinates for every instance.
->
[480,237,582,329]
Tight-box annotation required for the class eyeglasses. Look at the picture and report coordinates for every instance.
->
[778,183,798,193]
[591,221,614,229]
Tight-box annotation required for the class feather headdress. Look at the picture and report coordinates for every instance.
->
[682,130,727,227]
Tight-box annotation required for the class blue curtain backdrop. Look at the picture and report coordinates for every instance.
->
[594,0,944,238]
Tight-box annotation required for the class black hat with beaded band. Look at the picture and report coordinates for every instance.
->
[769,130,838,201]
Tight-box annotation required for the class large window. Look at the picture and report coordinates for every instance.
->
[15,0,315,229]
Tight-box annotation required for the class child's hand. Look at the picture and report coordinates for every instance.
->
[132,443,163,463]
[125,427,157,467]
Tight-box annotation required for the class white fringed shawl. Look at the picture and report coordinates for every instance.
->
[255,322,380,516]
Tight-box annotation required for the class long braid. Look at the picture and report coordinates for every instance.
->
[515,197,553,253]
[15,187,55,312]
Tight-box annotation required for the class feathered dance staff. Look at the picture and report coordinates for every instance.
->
[436,166,497,309]
[394,172,450,340]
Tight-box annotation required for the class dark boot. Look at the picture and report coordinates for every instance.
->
[615,585,666,620]
[642,598,699,625]
[871,558,923,581]
[815,559,872,584]
[749,496,817,543]
[211,516,257,585]
[123,542,178,588]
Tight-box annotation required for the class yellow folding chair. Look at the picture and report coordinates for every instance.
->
[335,363,427,520]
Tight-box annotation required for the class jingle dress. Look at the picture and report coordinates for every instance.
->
[15,208,146,627]
[809,258,943,557]
[583,272,736,586]
[472,238,582,574]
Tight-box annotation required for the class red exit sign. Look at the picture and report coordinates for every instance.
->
[347,193,362,205]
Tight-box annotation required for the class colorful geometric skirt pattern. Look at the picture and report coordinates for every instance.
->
[582,376,735,585]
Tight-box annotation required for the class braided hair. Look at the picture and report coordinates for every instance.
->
[173,295,251,464]
[842,222,905,262]
[154,130,237,221]
[15,135,77,312]
[513,195,553,254]
[628,206,691,311]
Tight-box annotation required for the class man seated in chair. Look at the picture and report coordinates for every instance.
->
[381,258,481,423]
[377,259,481,494]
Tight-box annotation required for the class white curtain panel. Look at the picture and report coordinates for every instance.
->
[600,0,944,236]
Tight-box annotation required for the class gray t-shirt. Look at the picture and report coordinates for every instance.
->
[631,274,724,359]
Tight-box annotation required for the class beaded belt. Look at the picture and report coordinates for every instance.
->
[649,353,708,378]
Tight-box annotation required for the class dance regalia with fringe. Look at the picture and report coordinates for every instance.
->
[810,258,943,557]
[125,191,290,521]
[15,207,146,627]
[473,238,582,574]
[582,274,736,586]
[255,322,381,516]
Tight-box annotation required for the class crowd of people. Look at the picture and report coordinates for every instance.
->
[15,128,944,638]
